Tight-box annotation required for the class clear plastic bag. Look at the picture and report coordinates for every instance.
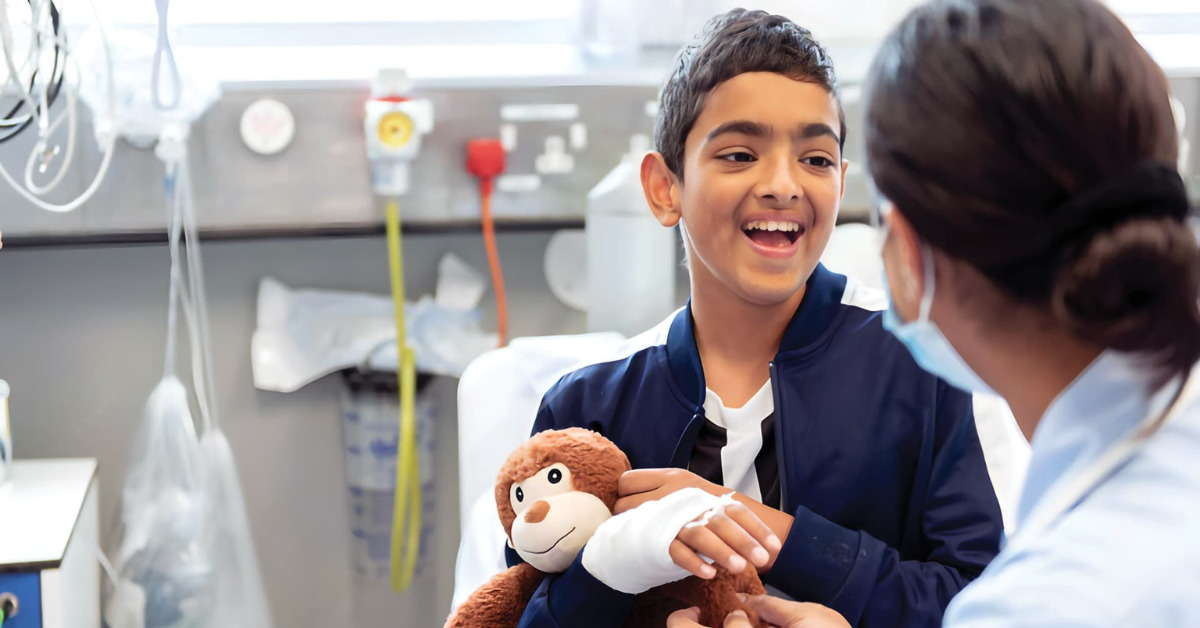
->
[103,154,271,628]
[251,256,498,393]
[102,376,213,628]
[200,431,272,628]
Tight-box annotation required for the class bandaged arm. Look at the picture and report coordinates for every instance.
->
[515,488,729,628]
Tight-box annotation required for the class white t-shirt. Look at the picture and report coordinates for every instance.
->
[689,380,779,508]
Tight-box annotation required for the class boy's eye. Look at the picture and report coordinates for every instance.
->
[718,152,756,163]
[802,156,836,168]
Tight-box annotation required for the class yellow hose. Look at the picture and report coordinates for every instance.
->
[386,199,421,592]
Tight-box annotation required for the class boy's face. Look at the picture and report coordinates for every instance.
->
[650,72,846,306]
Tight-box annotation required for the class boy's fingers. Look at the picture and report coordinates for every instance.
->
[724,502,783,555]
[722,610,755,628]
[679,522,747,574]
[666,607,703,628]
[617,469,669,496]
[703,512,770,568]
[669,540,717,579]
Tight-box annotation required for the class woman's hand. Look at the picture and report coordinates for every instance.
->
[666,595,853,628]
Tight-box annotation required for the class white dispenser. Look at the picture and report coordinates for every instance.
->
[586,135,678,336]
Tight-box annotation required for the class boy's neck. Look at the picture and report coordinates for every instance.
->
[690,271,806,408]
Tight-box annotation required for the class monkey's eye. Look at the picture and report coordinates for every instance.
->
[515,487,524,502]
[548,469,562,484]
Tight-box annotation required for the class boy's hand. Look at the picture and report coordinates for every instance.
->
[671,496,780,579]
[615,468,722,514]
[667,596,852,628]
[581,487,729,593]
[618,469,781,579]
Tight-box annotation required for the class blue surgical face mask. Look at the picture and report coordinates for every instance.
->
[882,244,995,395]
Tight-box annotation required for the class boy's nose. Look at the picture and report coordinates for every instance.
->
[524,500,551,523]
[758,159,801,207]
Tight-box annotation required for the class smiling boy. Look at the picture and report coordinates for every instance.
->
[511,10,1004,628]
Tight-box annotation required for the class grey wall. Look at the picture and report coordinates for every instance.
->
[0,84,665,242]
[0,231,587,627]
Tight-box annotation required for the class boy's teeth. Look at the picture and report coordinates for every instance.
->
[745,220,799,232]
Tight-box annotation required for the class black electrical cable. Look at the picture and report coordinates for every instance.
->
[0,0,64,143]
[0,592,16,623]
[0,0,66,142]
[0,0,65,145]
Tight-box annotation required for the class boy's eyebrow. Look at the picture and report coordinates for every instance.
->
[705,120,772,142]
[704,120,841,146]
[792,123,840,144]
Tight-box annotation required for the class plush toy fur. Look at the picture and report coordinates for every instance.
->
[446,428,766,628]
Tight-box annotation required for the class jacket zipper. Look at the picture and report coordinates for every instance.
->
[670,406,706,469]
[769,361,790,514]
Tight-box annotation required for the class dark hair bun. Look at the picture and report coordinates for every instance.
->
[1053,218,1200,373]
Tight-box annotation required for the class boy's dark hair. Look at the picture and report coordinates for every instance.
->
[654,9,844,178]
[866,0,1199,381]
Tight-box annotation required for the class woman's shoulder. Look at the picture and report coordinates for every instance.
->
[945,403,1200,626]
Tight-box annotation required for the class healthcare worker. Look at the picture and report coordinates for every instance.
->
[668,0,1200,626]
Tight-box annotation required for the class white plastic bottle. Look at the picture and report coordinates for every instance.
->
[586,134,678,336]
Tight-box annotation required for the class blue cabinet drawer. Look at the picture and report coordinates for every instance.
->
[0,571,41,628]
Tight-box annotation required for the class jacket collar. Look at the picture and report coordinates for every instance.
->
[666,263,848,406]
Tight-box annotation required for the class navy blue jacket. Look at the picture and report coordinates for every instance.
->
[515,265,1004,627]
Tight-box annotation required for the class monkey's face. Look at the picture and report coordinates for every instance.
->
[507,462,613,572]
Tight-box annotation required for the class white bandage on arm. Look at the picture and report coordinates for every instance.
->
[581,487,734,594]
[687,492,740,530]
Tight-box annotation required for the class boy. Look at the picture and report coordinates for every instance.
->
[511,9,1003,627]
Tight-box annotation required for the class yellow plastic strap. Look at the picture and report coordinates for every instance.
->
[386,200,421,592]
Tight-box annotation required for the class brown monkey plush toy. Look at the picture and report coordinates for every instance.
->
[446,428,766,628]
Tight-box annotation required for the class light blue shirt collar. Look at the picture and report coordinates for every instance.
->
[1016,351,1176,527]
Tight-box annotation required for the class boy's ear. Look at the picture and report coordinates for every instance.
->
[641,152,682,228]
[840,159,850,200]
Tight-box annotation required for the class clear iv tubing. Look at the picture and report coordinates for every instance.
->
[167,155,217,434]
[0,0,119,212]
[0,0,67,133]
[386,199,421,593]
[15,2,74,196]
[179,154,220,432]
[161,154,216,434]
[152,0,180,110]
[163,162,183,378]
[23,69,76,195]
[0,0,49,131]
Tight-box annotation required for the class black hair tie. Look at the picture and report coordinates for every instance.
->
[982,161,1191,301]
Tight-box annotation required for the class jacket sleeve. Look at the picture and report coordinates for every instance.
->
[516,553,637,628]
[763,382,1004,627]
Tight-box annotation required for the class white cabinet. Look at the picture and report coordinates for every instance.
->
[0,460,100,628]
